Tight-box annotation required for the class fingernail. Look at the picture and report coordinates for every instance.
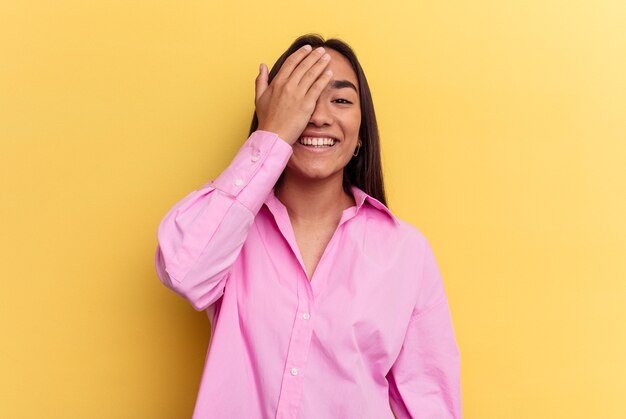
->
[303,44,312,52]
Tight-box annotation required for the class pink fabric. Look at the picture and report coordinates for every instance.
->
[155,130,461,419]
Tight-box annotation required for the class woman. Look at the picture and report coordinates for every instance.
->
[155,34,461,419]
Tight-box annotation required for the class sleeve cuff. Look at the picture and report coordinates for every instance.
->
[212,130,293,214]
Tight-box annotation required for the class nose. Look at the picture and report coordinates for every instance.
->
[308,99,333,127]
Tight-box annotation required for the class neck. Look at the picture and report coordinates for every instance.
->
[274,171,356,225]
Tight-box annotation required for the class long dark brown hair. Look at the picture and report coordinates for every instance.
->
[248,33,388,206]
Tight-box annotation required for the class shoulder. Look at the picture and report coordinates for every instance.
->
[357,206,444,314]
[394,217,432,258]
[350,184,432,258]
[359,203,431,258]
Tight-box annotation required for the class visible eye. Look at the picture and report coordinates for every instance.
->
[333,98,353,105]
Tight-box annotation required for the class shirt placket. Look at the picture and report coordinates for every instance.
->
[268,195,358,419]
[275,278,314,419]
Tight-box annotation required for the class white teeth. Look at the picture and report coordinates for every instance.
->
[298,137,336,147]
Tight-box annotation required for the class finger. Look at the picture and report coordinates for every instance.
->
[289,47,330,88]
[272,44,313,84]
[255,63,268,102]
[304,69,333,101]
[297,51,331,91]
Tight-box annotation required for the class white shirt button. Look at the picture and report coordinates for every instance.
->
[302,312,310,320]
[251,154,260,162]
[290,368,298,376]
[234,178,243,187]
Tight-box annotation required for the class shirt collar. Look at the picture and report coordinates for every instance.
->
[348,184,400,226]
[264,184,400,227]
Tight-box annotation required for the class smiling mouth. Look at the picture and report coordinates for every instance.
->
[297,136,338,148]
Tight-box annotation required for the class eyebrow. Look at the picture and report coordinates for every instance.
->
[330,79,358,93]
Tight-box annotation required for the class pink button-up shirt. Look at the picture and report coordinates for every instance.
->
[155,130,461,418]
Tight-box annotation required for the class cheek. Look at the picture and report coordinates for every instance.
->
[344,110,361,135]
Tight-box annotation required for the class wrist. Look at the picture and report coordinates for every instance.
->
[257,126,293,145]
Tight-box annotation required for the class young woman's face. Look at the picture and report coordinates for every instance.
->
[287,48,362,182]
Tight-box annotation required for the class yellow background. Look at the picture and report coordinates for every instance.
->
[2,0,625,417]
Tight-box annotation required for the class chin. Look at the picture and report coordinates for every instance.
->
[287,164,339,182]
[300,169,334,180]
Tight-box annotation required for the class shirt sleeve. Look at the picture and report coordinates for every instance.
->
[387,238,462,418]
[154,130,293,311]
